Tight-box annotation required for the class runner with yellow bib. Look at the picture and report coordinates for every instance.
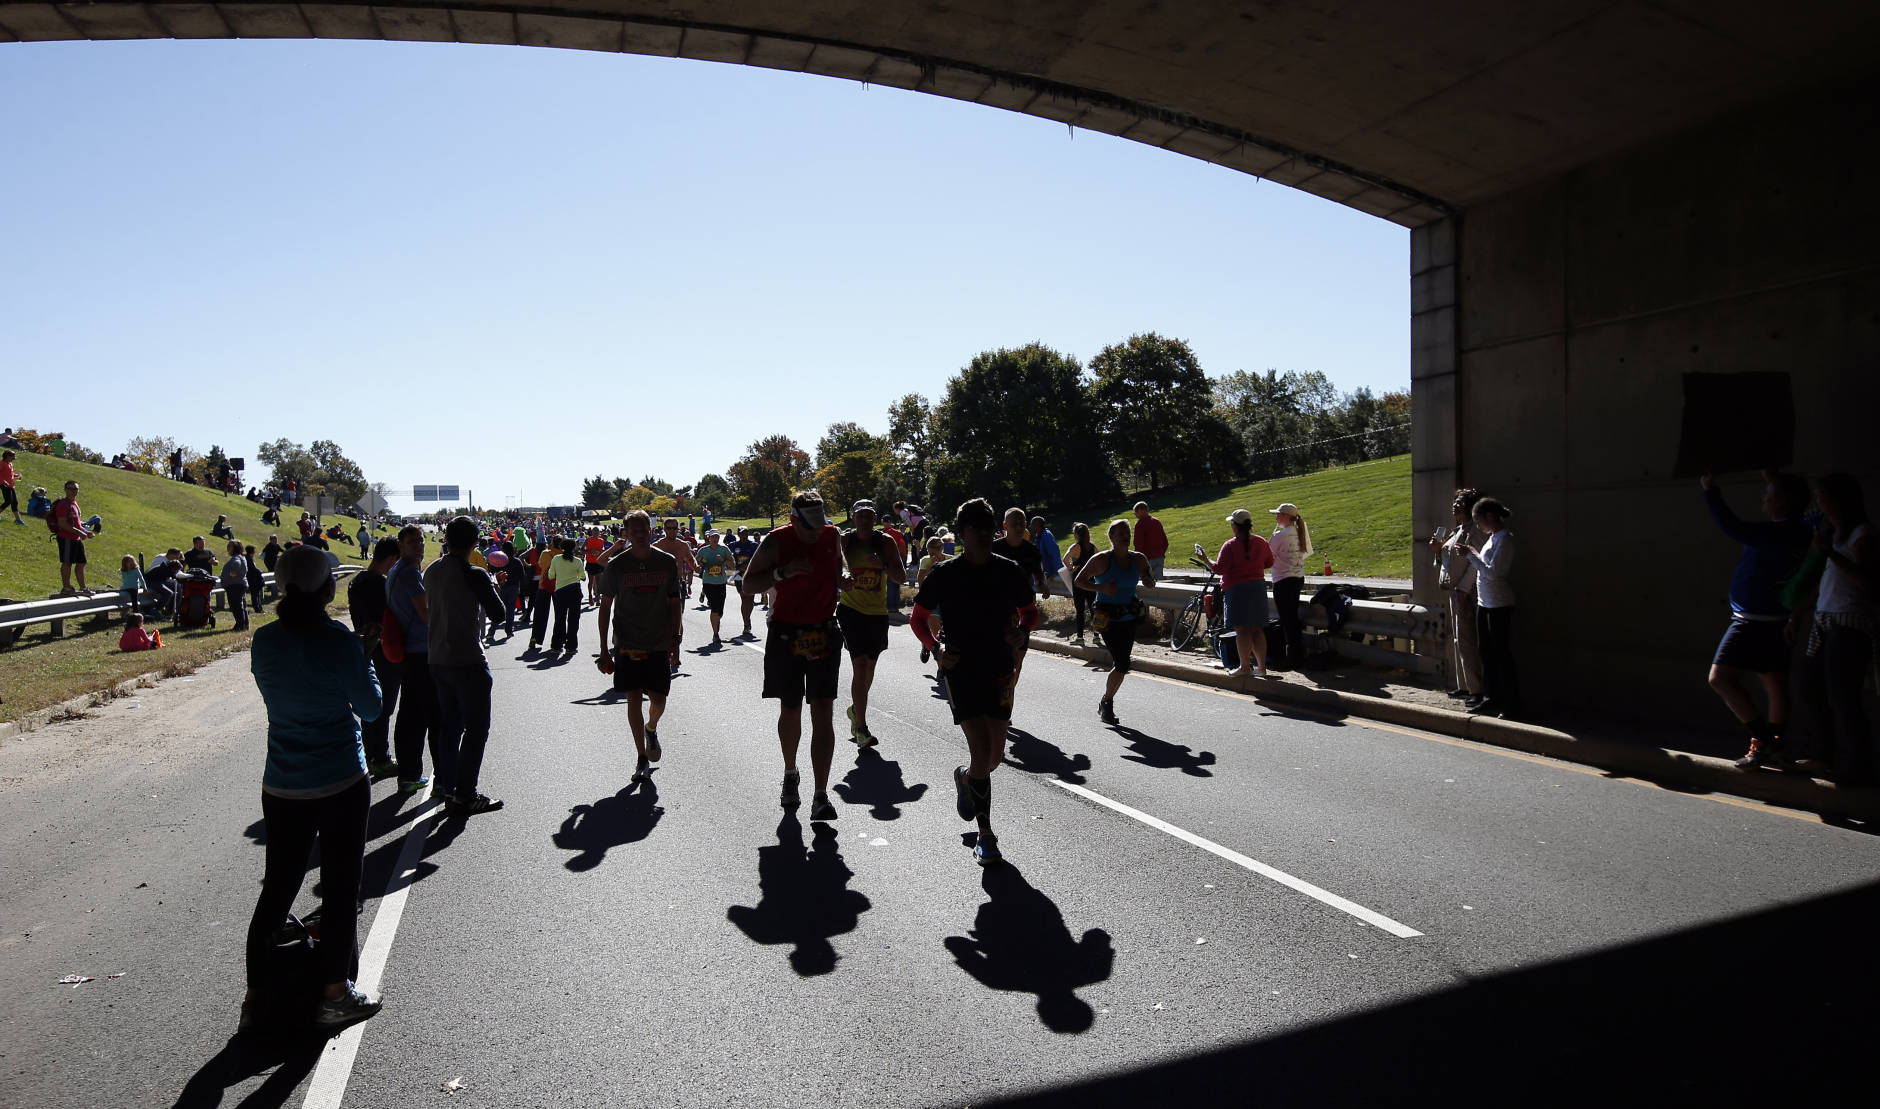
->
[836,500,907,748]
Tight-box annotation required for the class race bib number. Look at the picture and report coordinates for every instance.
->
[792,628,831,659]
[852,566,883,594]
[1091,608,1111,632]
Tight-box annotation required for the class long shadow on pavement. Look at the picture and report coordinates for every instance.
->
[171,1030,327,1109]
[726,814,872,976]
[944,862,1114,1034]
[833,747,928,819]
[552,780,665,871]
[1003,727,1093,785]
[987,879,1880,1105]
[1109,724,1217,777]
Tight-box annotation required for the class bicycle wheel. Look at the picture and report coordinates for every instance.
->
[1171,598,1203,650]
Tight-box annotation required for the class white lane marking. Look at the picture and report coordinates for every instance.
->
[1049,780,1423,939]
[302,788,441,1109]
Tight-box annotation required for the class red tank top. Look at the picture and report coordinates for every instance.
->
[771,524,842,624]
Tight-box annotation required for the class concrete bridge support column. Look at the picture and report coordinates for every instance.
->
[1410,217,1460,680]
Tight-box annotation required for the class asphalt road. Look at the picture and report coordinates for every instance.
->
[4,598,1879,1107]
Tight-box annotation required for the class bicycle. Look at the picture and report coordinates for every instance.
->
[1170,552,1224,654]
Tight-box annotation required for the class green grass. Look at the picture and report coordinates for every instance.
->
[1050,455,1413,580]
[0,455,441,725]
[694,456,1412,579]
[0,453,376,600]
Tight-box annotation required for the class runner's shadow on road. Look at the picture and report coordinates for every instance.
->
[833,747,927,819]
[726,814,872,976]
[553,781,665,872]
[944,862,1113,1034]
[572,688,627,706]
[171,1029,328,1109]
[1111,725,1217,777]
[1004,728,1093,785]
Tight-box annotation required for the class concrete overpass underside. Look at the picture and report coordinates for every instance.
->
[6,1,1878,725]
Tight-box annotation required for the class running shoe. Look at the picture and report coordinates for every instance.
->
[712,633,722,646]
[974,834,1003,867]
[919,647,931,664]
[313,984,382,1029]
[448,792,504,816]
[631,757,650,783]
[846,705,878,748]
[1734,736,1785,769]
[366,758,399,781]
[1098,699,1119,725]
[808,792,838,822]
[953,766,977,821]
[780,769,801,809]
[645,728,662,763]
[397,776,430,795]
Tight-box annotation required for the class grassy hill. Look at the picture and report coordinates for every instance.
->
[712,455,1413,579]
[1050,454,1414,580]
[0,453,371,600]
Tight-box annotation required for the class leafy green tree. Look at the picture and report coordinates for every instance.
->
[581,475,616,510]
[1089,333,1209,491]
[815,422,885,470]
[640,475,675,497]
[728,434,810,525]
[693,473,735,515]
[930,342,1108,512]
[124,435,191,474]
[816,450,890,515]
[886,393,937,501]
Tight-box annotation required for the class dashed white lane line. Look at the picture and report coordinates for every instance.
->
[301,788,441,1109]
[1049,779,1424,939]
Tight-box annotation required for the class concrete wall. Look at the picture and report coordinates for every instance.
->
[1437,77,1880,725]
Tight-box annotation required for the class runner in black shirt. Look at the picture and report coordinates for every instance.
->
[911,498,1040,865]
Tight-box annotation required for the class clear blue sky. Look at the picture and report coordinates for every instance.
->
[2,39,1406,515]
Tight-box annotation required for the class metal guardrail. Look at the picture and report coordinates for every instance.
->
[1042,574,1445,676]
[0,566,361,641]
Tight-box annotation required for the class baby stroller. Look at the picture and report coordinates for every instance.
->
[175,570,218,630]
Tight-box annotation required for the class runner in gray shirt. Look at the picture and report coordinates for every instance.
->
[596,510,684,784]
[423,516,510,816]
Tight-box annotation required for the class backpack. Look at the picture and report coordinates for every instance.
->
[380,605,405,664]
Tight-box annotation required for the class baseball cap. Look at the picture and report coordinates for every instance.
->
[851,499,876,515]
[275,545,334,593]
[1225,509,1255,526]
[1268,502,1300,515]
[706,528,721,538]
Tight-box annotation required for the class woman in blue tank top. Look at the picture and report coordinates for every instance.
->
[1074,519,1157,725]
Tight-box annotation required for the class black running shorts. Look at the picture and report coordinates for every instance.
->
[1099,614,1139,675]
[942,662,1018,725]
[762,619,843,707]
[836,605,890,659]
[612,649,672,695]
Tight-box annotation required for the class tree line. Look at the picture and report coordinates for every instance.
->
[640,333,1408,523]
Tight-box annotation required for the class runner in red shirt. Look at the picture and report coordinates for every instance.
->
[741,489,848,822]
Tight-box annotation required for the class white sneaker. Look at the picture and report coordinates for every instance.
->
[1254,666,1269,677]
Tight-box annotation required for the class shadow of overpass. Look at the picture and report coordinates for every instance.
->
[989,879,1879,1106]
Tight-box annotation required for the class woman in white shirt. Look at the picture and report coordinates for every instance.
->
[1462,497,1519,719]
[1268,502,1311,669]
[1803,474,1876,784]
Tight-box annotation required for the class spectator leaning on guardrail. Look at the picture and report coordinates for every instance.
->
[49,480,93,597]
[1131,502,1170,579]
[1199,509,1276,678]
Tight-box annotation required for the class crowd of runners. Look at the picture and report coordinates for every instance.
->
[244,489,1176,1032]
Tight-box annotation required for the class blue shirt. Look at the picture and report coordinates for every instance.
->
[1090,552,1142,617]
[250,617,381,796]
[1705,488,1809,618]
[385,558,430,654]
[1036,529,1064,574]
